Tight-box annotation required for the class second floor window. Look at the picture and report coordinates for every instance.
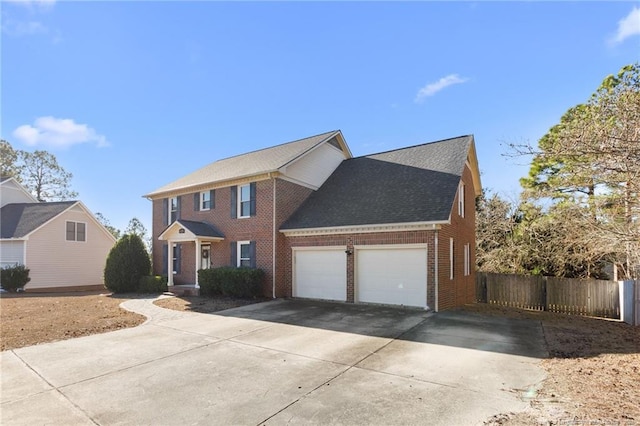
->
[231,183,256,219]
[239,184,251,218]
[169,197,178,223]
[201,191,211,210]
[458,182,465,218]
[66,221,86,242]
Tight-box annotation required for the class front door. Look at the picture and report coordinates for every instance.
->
[201,245,211,270]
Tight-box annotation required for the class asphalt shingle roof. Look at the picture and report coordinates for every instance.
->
[1,202,76,238]
[145,131,341,198]
[176,220,225,239]
[281,135,473,230]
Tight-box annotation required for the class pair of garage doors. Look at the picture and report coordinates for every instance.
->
[293,246,427,308]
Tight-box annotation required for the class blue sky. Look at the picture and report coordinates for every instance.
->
[2,1,639,233]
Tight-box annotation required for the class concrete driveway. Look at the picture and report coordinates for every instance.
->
[1,298,547,425]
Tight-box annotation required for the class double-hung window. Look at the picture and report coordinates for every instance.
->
[200,191,211,211]
[232,241,255,268]
[232,183,255,219]
[238,241,251,267]
[169,197,178,223]
[238,184,251,218]
[66,221,86,242]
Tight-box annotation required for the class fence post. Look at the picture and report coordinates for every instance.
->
[620,280,640,326]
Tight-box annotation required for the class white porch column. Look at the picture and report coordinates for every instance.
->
[195,239,201,288]
[167,241,174,286]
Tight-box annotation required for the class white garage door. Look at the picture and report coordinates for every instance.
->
[294,248,347,301]
[356,246,427,308]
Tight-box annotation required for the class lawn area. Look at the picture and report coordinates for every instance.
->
[0,291,145,351]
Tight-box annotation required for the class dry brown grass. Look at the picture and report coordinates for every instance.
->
[464,304,640,425]
[0,291,145,351]
[153,295,265,313]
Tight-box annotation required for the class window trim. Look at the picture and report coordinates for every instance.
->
[169,197,178,224]
[463,243,470,276]
[172,243,180,275]
[238,184,251,219]
[200,191,211,211]
[66,221,87,242]
[449,238,454,280]
[237,240,251,267]
[458,181,465,218]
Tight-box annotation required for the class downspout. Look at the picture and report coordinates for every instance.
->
[434,231,439,312]
[272,175,277,299]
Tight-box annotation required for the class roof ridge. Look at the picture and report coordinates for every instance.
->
[209,130,339,164]
[353,134,473,159]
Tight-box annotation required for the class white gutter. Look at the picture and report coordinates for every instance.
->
[434,230,439,312]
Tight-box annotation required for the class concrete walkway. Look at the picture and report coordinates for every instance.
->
[1,297,547,425]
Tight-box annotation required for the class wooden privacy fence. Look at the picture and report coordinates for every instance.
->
[476,273,620,319]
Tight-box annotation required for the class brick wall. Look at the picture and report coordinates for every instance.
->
[151,177,312,296]
[436,163,477,310]
[283,231,437,307]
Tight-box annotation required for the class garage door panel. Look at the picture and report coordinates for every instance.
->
[294,249,346,301]
[357,248,427,308]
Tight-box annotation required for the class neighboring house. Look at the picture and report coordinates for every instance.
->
[145,131,481,311]
[0,177,117,291]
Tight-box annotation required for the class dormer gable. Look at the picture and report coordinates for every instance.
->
[0,177,38,208]
[278,133,351,190]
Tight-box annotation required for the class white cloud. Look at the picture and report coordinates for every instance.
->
[4,0,56,10]
[415,74,469,103]
[1,19,47,36]
[610,7,640,45]
[13,117,109,149]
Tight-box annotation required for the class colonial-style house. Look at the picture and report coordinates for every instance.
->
[145,130,481,311]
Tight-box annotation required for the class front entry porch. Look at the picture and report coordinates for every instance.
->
[158,220,225,295]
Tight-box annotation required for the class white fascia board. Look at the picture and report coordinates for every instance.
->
[280,221,445,237]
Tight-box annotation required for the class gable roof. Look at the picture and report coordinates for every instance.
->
[177,220,224,238]
[0,176,39,206]
[281,135,478,231]
[145,130,349,198]
[158,219,225,241]
[1,202,76,238]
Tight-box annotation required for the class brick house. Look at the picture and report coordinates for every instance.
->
[145,131,481,311]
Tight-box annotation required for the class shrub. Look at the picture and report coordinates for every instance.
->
[198,267,264,298]
[138,275,168,294]
[0,264,31,292]
[198,268,219,296]
[104,234,151,293]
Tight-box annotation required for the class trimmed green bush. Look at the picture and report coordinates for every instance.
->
[104,234,151,293]
[198,267,264,298]
[138,275,168,294]
[0,264,31,292]
[198,268,219,295]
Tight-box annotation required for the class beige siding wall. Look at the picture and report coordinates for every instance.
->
[25,206,115,289]
[283,143,345,189]
[0,181,36,207]
[0,241,25,267]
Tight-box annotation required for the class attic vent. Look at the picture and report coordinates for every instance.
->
[327,137,341,151]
